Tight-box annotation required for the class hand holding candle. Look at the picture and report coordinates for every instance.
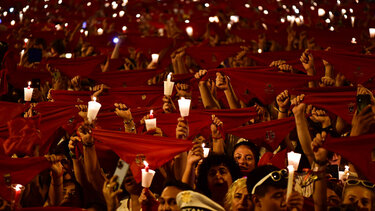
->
[178,97,191,117]
[24,81,33,101]
[142,161,155,188]
[87,97,102,123]
[11,184,25,209]
[145,110,157,131]
[164,72,174,96]
[286,165,295,201]
[202,143,210,158]
[151,54,159,63]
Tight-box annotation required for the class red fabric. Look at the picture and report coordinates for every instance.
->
[202,67,318,105]
[0,156,51,202]
[246,51,303,67]
[47,55,106,78]
[7,67,51,90]
[0,101,25,126]
[324,133,375,184]
[226,117,296,151]
[311,50,375,84]
[258,148,287,170]
[291,87,357,124]
[3,117,41,156]
[185,45,242,69]
[34,102,79,154]
[89,68,165,87]
[92,129,193,182]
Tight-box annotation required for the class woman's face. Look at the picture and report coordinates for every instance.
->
[207,165,233,192]
[234,145,256,174]
[231,187,253,211]
[343,186,373,210]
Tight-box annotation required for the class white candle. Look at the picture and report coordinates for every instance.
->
[19,12,23,22]
[87,97,101,123]
[20,49,25,57]
[164,72,174,96]
[202,143,210,158]
[178,97,191,117]
[122,26,127,33]
[351,17,355,27]
[351,37,357,44]
[369,28,375,38]
[24,81,33,101]
[286,165,295,200]
[186,26,193,37]
[318,8,325,16]
[230,15,239,23]
[65,53,72,59]
[151,54,159,63]
[145,110,157,131]
[287,151,301,171]
[97,28,103,35]
[141,161,155,188]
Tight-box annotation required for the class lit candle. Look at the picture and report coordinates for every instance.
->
[230,15,239,23]
[178,97,191,117]
[287,151,301,170]
[24,81,33,101]
[351,17,355,27]
[20,49,25,57]
[65,53,72,59]
[258,48,262,54]
[369,28,375,38]
[141,160,155,188]
[318,8,325,16]
[202,143,210,158]
[351,37,357,44]
[122,26,127,33]
[87,97,102,123]
[84,30,88,37]
[19,12,23,22]
[145,110,156,131]
[286,165,295,200]
[164,72,174,96]
[151,54,159,63]
[97,28,103,35]
[186,26,193,37]
[11,184,25,209]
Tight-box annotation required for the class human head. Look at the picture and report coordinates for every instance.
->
[60,179,83,207]
[196,154,241,198]
[327,179,343,207]
[246,165,288,211]
[342,179,375,210]
[158,180,192,211]
[233,139,259,175]
[225,178,253,211]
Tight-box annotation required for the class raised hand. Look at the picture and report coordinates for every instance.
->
[269,60,286,67]
[77,123,93,145]
[311,132,328,163]
[319,76,335,87]
[114,103,133,122]
[162,96,176,113]
[210,115,223,138]
[75,104,88,123]
[215,72,229,90]
[194,69,208,80]
[276,90,290,113]
[176,117,189,139]
[103,175,123,211]
[310,107,331,128]
[300,49,315,71]
[175,83,192,98]
[187,142,204,165]
[291,94,306,116]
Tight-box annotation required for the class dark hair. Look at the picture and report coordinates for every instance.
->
[246,165,287,197]
[164,179,192,191]
[232,140,260,165]
[196,154,241,197]
[34,38,47,49]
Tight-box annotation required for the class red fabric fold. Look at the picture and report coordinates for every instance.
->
[291,87,357,124]
[258,148,287,170]
[311,50,375,84]
[185,45,242,69]
[3,117,41,156]
[92,129,193,182]
[226,117,296,151]
[47,55,106,78]
[16,207,84,211]
[0,101,25,126]
[324,133,375,184]
[89,68,165,87]
[0,156,51,202]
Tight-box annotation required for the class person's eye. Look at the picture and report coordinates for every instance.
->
[245,156,253,161]
[273,193,283,199]
[348,197,356,202]
[361,199,369,206]
[219,168,228,174]
[208,170,216,177]
[234,193,242,199]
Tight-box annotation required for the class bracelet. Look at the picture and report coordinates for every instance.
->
[123,118,134,124]
[82,141,94,147]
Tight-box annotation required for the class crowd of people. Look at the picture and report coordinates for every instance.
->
[0,0,375,210]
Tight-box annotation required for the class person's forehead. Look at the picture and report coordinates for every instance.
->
[161,186,183,198]
[345,186,373,198]
[234,145,253,154]
[209,165,229,171]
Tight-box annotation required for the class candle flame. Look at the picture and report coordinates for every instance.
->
[150,109,153,115]
[202,143,205,147]
[28,81,31,86]
[143,160,149,167]
[345,165,349,171]
[14,184,23,191]
[93,97,97,101]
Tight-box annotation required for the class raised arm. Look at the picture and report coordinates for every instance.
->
[216,72,241,109]
[300,49,316,88]
[211,115,225,155]
[195,69,221,109]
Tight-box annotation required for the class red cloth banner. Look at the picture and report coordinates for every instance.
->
[92,129,193,182]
